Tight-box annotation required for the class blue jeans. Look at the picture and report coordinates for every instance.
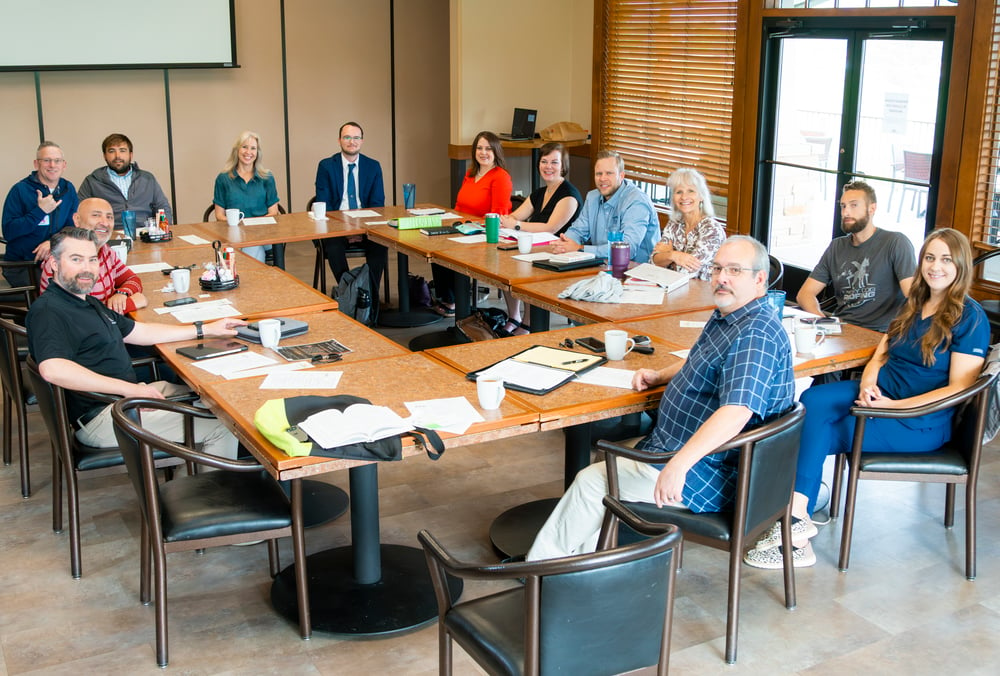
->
[796,380,951,514]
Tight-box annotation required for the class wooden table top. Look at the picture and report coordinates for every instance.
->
[510,277,718,325]
[156,308,408,393]
[617,308,883,378]
[128,246,336,324]
[118,224,220,255]
[182,211,367,248]
[430,243,600,291]
[362,204,484,260]
[200,352,540,479]
[425,323,684,430]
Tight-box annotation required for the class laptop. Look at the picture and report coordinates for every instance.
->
[497,107,537,141]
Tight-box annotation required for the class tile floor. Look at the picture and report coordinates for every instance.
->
[2,241,1000,674]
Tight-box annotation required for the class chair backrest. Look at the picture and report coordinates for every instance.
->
[0,260,41,305]
[738,402,806,539]
[948,371,996,462]
[306,196,316,211]
[972,248,1000,269]
[535,527,681,675]
[0,312,27,406]
[768,255,784,289]
[24,357,73,459]
[902,150,932,182]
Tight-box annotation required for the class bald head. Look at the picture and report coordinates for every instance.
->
[73,198,115,246]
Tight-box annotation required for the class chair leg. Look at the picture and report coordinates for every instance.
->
[266,539,280,577]
[829,454,845,519]
[67,467,82,579]
[153,545,170,667]
[51,445,63,533]
[944,483,956,529]
[440,627,453,675]
[781,514,797,610]
[17,398,29,498]
[724,545,742,664]
[2,393,11,465]
[966,483,976,580]
[838,465,862,572]
[140,523,152,604]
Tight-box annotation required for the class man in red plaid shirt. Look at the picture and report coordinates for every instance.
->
[40,197,146,314]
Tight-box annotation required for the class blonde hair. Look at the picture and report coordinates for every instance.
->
[224,130,271,180]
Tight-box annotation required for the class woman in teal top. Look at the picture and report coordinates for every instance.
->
[213,130,279,262]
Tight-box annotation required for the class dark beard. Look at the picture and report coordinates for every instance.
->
[60,273,95,295]
[841,213,869,234]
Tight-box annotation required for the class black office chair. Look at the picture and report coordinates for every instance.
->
[25,357,184,578]
[834,369,996,580]
[112,397,303,667]
[419,520,682,676]
[0,310,33,497]
[0,260,41,305]
[596,402,805,664]
[307,196,390,302]
[768,254,784,289]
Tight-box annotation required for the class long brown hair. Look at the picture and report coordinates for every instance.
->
[467,131,506,177]
[886,228,973,366]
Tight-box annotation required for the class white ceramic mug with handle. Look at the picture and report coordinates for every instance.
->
[476,375,505,410]
[225,209,244,227]
[170,268,190,294]
[794,321,826,356]
[312,201,327,219]
[604,330,635,360]
[258,318,282,349]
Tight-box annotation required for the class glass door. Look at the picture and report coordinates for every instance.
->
[755,19,951,272]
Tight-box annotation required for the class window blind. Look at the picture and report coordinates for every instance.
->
[599,0,738,197]
[974,2,1000,248]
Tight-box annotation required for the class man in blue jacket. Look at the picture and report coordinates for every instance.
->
[2,142,79,287]
[314,121,387,294]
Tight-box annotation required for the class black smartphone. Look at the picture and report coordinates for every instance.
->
[575,337,605,352]
[176,340,248,360]
[497,243,519,251]
[163,297,196,307]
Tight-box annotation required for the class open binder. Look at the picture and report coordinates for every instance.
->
[466,345,606,395]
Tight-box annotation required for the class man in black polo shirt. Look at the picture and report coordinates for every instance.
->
[26,227,244,457]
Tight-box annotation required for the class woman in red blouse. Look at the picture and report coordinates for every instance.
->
[431,131,512,316]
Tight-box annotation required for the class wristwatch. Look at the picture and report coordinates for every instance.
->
[194,321,204,340]
[514,222,521,230]
[115,289,131,297]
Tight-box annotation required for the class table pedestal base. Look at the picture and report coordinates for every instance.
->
[489,498,560,559]
[271,544,462,636]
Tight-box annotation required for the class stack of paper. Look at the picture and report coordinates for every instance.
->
[624,263,692,293]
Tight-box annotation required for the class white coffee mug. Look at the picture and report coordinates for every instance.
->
[110,243,128,266]
[225,208,244,227]
[170,268,191,294]
[794,322,826,355]
[476,375,505,410]
[517,232,533,254]
[312,201,327,220]
[604,329,635,360]
[258,318,282,349]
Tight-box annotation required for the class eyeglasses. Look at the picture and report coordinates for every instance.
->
[341,135,363,142]
[37,158,65,165]
[709,264,757,277]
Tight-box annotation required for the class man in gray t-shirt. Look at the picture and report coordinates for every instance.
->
[797,180,915,333]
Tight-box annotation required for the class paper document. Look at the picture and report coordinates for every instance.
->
[449,234,487,244]
[364,220,391,225]
[679,320,707,329]
[172,304,243,323]
[512,252,552,262]
[576,366,636,389]
[223,361,312,380]
[261,369,341,389]
[307,213,328,221]
[342,209,380,218]
[499,229,557,244]
[405,396,485,434]
[670,349,690,359]
[191,351,277,376]
[178,235,212,245]
[242,216,277,225]
[155,298,234,315]
[129,262,172,274]
[476,359,575,392]
[624,264,692,292]
[619,286,665,305]
[408,208,446,216]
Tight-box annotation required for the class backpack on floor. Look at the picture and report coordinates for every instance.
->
[335,264,377,326]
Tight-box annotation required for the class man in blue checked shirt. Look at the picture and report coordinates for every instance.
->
[528,235,794,561]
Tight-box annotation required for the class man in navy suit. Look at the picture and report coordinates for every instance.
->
[315,121,387,295]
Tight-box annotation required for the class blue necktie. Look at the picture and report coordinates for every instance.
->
[347,163,358,209]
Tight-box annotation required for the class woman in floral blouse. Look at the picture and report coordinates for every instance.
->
[650,168,725,281]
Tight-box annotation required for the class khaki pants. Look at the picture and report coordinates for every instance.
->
[75,381,238,459]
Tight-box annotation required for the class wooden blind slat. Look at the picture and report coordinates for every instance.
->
[973,3,1000,246]
[600,0,738,195]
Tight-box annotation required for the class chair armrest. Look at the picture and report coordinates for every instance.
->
[76,389,120,406]
[603,495,675,537]
[849,374,993,420]
[111,397,265,473]
[596,438,679,464]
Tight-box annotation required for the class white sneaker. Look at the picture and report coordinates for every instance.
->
[744,542,816,569]
[752,517,818,552]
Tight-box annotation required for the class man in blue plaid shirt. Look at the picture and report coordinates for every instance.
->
[528,235,794,560]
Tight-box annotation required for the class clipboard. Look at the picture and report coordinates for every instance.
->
[466,345,607,395]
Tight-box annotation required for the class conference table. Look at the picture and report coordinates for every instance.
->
[127,246,337,324]
[184,210,367,248]
[511,276,719,331]
[198,352,538,637]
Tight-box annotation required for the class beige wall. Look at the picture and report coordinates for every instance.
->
[449,0,594,194]
[0,0,451,228]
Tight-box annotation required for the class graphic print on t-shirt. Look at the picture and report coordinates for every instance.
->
[837,257,875,310]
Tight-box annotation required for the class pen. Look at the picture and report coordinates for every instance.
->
[561,358,589,365]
